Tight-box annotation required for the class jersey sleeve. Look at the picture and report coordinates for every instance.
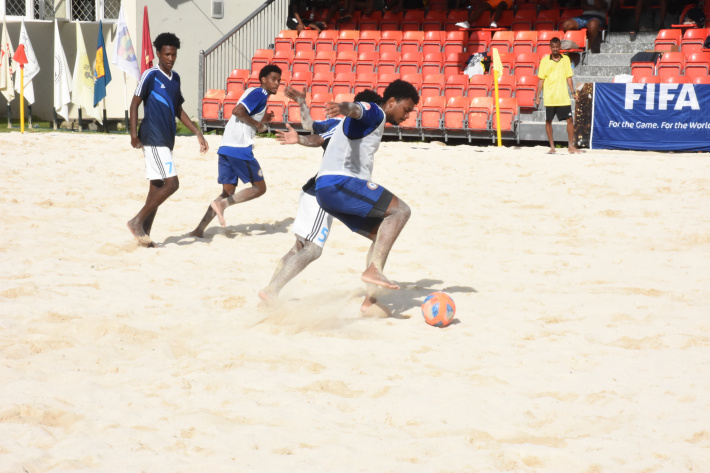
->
[537,58,548,80]
[135,70,154,101]
[312,118,341,136]
[240,88,268,115]
[342,102,384,139]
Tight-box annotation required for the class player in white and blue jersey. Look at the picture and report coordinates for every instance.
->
[259,88,383,304]
[127,32,208,247]
[190,65,282,238]
[315,79,419,312]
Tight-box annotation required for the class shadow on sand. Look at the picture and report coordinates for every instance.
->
[162,218,295,246]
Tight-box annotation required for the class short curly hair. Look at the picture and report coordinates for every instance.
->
[354,89,383,105]
[382,79,420,106]
[259,65,282,80]
[154,33,181,53]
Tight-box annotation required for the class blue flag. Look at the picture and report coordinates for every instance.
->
[93,20,112,107]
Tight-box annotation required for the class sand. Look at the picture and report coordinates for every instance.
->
[0,131,709,472]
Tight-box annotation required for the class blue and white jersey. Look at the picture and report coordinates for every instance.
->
[135,66,185,150]
[219,87,269,155]
[312,117,343,151]
[316,102,386,182]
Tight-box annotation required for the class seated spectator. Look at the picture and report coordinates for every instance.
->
[287,0,326,32]
[560,0,610,53]
[455,0,511,29]
[338,0,386,21]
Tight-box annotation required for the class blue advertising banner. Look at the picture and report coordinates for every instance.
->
[591,83,710,152]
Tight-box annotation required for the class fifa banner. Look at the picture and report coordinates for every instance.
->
[591,83,710,152]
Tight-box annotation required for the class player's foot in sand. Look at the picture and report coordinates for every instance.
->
[547,148,556,154]
[361,264,399,290]
[361,295,377,312]
[127,220,152,246]
[210,199,227,227]
[568,146,582,154]
[188,229,204,238]
[258,288,280,306]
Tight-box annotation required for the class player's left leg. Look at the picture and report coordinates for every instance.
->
[210,153,267,228]
[211,180,266,227]
[190,183,236,237]
[128,176,180,246]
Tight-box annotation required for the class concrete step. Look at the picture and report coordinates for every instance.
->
[574,75,615,83]
[575,64,632,76]
[585,52,636,66]
[600,42,655,53]
[604,31,658,44]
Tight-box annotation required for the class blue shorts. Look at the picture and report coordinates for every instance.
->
[218,148,264,185]
[573,14,605,29]
[315,176,394,236]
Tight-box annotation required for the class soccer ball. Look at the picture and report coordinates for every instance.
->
[421,292,456,327]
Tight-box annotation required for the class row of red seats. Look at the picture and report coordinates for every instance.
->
[252,51,542,78]
[631,52,710,80]
[300,7,589,32]
[633,76,710,84]
[275,29,586,56]
[655,28,710,53]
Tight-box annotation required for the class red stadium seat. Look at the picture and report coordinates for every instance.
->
[313,50,336,74]
[376,73,401,96]
[292,50,315,73]
[631,60,656,81]
[287,92,310,124]
[357,31,381,54]
[655,29,682,51]
[311,72,334,95]
[401,10,425,31]
[335,93,355,102]
[332,72,355,95]
[444,30,467,55]
[513,52,540,77]
[421,52,443,77]
[226,69,249,95]
[681,28,709,54]
[420,96,445,129]
[662,75,692,83]
[222,90,243,118]
[490,31,515,55]
[310,93,333,120]
[334,51,357,74]
[250,49,273,73]
[444,74,469,98]
[356,51,379,75]
[271,50,294,72]
[202,89,226,120]
[534,10,560,31]
[399,106,419,128]
[472,10,491,29]
[443,53,469,78]
[290,71,313,91]
[378,51,400,75]
[559,8,583,28]
[422,10,446,31]
[684,52,710,79]
[423,31,445,55]
[247,70,261,88]
[402,73,423,90]
[401,31,424,54]
[514,74,539,108]
[494,10,514,29]
[656,52,685,77]
[380,11,404,31]
[359,11,382,31]
[513,30,538,56]
[468,96,493,131]
[380,31,403,55]
[466,30,492,54]
[496,53,515,76]
[337,30,360,53]
[494,74,516,98]
[444,96,469,130]
[493,97,519,132]
[445,10,468,31]
[537,31,558,57]
[336,11,359,31]
[511,9,536,31]
[561,29,587,52]
[693,76,710,84]
[275,30,297,52]
[316,30,339,53]
[421,73,445,97]
[295,30,319,52]
[637,75,662,83]
[468,74,492,98]
[353,72,377,94]
[399,52,422,75]
[266,93,288,123]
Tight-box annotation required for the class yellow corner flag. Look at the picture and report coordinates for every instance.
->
[491,48,503,146]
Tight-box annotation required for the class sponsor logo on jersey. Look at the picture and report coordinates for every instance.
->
[258,168,263,177]
[367,181,378,190]
[361,102,371,111]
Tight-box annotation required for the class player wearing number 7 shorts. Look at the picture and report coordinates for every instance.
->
[258,87,383,305]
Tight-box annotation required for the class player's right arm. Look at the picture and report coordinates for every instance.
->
[129,95,143,149]
[275,123,325,147]
[233,104,270,133]
[285,86,314,132]
[324,102,363,120]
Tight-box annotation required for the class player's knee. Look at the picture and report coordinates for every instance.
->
[303,241,323,262]
[398,199,412,221]
[254,181,267,197]
[166,177,179,194]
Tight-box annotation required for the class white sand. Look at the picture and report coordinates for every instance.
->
[1,132,709,472]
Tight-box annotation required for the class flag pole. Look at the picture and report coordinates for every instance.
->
[493,68,501,147]
[123,72,129,132]
[103,98,108,133]
[19,67,24,133]
[6,104,11,128]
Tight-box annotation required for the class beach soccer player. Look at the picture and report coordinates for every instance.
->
[127,32,208,247]
[189,65,282,238]
[314,79,419,312]
[259,87,383,305]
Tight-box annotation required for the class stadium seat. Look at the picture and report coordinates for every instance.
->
[313,50,336,74]
[422,52,443,77]
[637,75,662,83]
[401,31,425,54]
[356,51,379,75]
[684,52,710,79]
[247,70,261,88]
[511,9,536,31]
[222,90,243,118]
[468,74,493,98]
[250,49,273,73]
[423,31,445,55]
[380,31,403,55]
[513,30,538,56]
[422,10,446,31]
[561,29,587,52]
[378,51,400,75]
[271,50,294,72]
[380,11,404,31]
[336,11,359,31]
[295,29,319,52]
[537,31,558,57]
[310,93,333,121]
[444,96,469,130]
[443,53,469,78]
[332,72,355,95]
[693,76,710,84]
[398,106,419,128]
[493,97,519,132]
[490,31,515,55]
[514,74,539,108]
[359,11,382,31]
[357,31,381,54]
[444,31,467,55]
[655,29,682,51]
[376,73,401,96]
[278,70,291,93]
[472,11,491,29]
[399,52,422,75]
[337,30,360,53]
[496,53,515,76]
[402,73,423,90]
[559,8,583,29]
[444,74,469,98]
[334,93,355,102]
[316,30,339,53]
[334,51,358,74]
[275,30,297,52]
[656,52,685,77]
[631,60,656,80]
[287,92,310,124]
[421,73,445,97]
[266,93,288,123]
[495,74,516,98]
[311,72,334,95]
[534,10,560,31]
[681,28,709,54]
[401,9,425,31]
[466,30,492,54]
[202,89,226,120]
[513,52,540,77]
[226,69,249,95]
[468,96,494,131]
[662,75,692,83]
[293,50,316,73]
[290,71,313,91]
[445,10,469,31]
[353,72,377,94]
[494,10,514,29]
[420,96,446,129]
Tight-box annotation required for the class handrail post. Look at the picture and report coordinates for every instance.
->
[198,49,205,131]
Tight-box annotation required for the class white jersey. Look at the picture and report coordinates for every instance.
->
[317,102,386,181]
[220,87,268,149]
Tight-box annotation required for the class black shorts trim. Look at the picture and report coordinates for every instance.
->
[546,105,573,122]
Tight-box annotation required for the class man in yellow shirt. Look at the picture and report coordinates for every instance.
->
[535,37,581,154]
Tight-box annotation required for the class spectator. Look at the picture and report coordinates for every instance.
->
[560,0,610,53]
[535,37,581,155]
[338,0,386,21]
[455,0,511,29]
[287,0,326,32]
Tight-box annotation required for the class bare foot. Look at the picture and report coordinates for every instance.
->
[361,264,399,290]
[258,288,281,306]
[568,147,582,154]
[210,199,227,227]
[361,295,377,312]
[127,219,152,246]
[361,299,392,318]
[547,148,556,154]
[189,229,204,238]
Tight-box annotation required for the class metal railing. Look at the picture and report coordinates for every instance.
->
[198,0,288,129]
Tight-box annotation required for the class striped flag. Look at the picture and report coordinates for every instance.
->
[93,20,112,107]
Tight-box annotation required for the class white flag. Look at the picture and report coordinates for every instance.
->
[111,5,140,81]
[1,15,15,102]
[71,22,102,123]
[14,20,40,104]
[54,20,73,120]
